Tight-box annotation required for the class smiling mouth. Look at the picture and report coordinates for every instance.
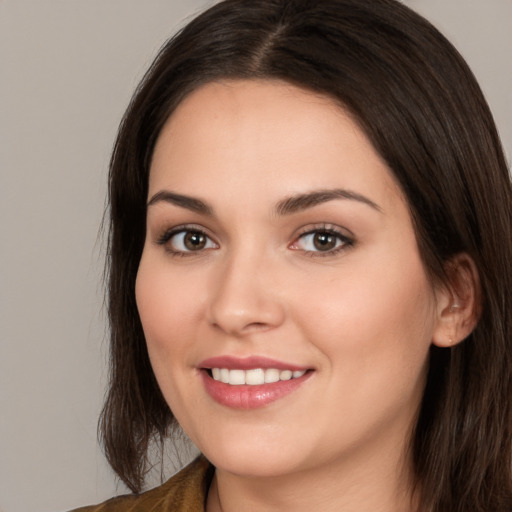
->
[208,368,307,386]
[200,361,312,408]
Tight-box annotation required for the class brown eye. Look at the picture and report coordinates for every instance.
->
[312,232,337,251]
[162,229,216,253]
[291,228,352,255]
[183,231,207,251]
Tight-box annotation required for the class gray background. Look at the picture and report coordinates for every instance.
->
[1,1,510,511]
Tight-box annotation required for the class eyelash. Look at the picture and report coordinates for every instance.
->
[290,225,354,257]
[156,225,217,257]
[155,224,354,258]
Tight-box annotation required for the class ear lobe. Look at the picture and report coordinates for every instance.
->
[431,253,481,348]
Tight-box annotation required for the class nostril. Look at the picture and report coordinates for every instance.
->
[248,322,267,329]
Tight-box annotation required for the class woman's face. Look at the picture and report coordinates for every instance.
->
[136,80,442,479]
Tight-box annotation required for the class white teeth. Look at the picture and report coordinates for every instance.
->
[264,368,280,383]
[229,369,246,385]
[210,367,307,385]
[245,368,265,385]
[220,368,230,384]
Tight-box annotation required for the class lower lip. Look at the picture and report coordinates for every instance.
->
[200,370,312,409]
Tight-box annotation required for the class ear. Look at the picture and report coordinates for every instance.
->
[431,253,481,348]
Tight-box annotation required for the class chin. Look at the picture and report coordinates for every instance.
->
[193,426,318,478]
[207,449,306,478]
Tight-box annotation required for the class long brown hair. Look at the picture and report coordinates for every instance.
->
[100,1,512,509]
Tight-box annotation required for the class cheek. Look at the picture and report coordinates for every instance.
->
[135,255,211,422]
[295,259,436,445]
[135,256,203,366]
[295,250,436,384]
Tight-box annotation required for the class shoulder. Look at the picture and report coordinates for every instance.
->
[70,456,214,512]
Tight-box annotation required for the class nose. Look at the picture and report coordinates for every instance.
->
[206,251,285,337]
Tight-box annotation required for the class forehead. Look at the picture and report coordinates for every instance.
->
[149,79,403,211]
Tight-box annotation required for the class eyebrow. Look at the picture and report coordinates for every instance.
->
[147,190,213,216]
[275,189,382,215]
[147,187,382,217]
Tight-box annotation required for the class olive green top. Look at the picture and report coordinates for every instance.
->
[71,456,214,512]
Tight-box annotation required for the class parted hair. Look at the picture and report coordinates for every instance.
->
[100,0,512,510]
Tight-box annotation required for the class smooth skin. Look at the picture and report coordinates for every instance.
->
[136,80,479,511]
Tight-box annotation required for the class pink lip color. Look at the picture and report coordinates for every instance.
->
[198,356,312,409]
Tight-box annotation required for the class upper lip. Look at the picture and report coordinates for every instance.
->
[198,355,310,371]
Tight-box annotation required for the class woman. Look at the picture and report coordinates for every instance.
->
[74,0,512,510]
